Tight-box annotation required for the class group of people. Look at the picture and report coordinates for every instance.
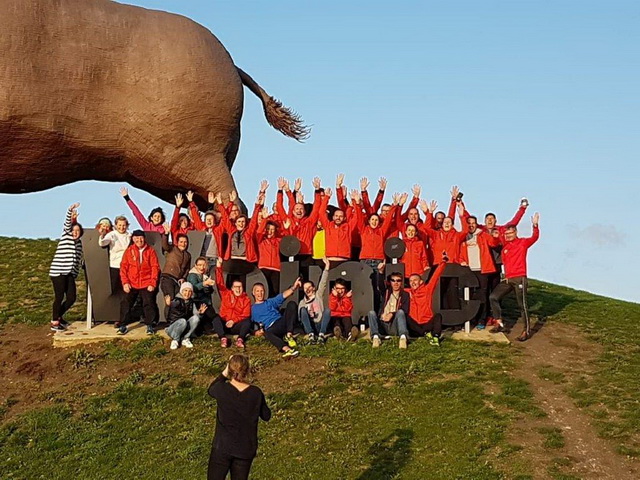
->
[48,175,540,359]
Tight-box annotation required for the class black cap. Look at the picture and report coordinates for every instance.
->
[132,229,145,238]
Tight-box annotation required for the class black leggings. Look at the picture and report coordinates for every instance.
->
[50,274,77,321]
[211,316,251,340]
[208,448,254,480]
[109,267,122,295]
[260,268,280,297]
[407,313,442,337]
[264,301,298,351]
[330,316,354,337]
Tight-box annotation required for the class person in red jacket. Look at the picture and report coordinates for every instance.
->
[170,193,195,241]
[406,261,447,346]
[490,213,540,341]
[419,201,468,263]
[187,190,225,276]
[256,210,291,297]
[319,188,362,267]
[400,224,430,280]
[220,192,262,264]
[118,230,160,336]
[460,216,500,329]
[213,258,252,348]
[358,202,398,270]
[360,176,387,216]
[328,278,358,341]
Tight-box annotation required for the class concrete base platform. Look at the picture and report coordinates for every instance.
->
[450,327,511,344]
[53,321,170,348]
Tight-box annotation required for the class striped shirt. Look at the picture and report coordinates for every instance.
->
[49,208,83,278]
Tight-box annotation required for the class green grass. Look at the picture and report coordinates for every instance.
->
[1,237,639,477]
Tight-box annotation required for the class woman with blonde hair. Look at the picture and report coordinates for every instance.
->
[207,355,271,480]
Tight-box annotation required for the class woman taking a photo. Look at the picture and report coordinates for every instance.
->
[208,354,271,480]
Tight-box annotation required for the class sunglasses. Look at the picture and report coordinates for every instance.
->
[390,279,402,283]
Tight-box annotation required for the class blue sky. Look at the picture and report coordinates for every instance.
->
[1,1,638,302]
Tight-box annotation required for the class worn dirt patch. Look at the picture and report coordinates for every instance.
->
[499,321,640,479]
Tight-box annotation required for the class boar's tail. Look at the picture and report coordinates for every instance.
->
[237,67,310,141]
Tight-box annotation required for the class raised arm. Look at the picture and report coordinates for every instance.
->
[318,188,332,229]
[215,258,228,293]
[63,203,79,234]
[121,187,151,230]
[524,213,540,247]
[188,194,205,231]
[502,200,528,228]
[371,177,386,214]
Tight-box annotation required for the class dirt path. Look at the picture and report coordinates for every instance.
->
[505,322,639,479]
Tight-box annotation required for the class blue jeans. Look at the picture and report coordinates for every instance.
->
[367,310,408,337]
[299,307,331,335]
[166,315,200,341]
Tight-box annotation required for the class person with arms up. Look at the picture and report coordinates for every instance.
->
[119,186,165,233]
[49,202,84,332]
[489,213,540,341]
[208,354,271,480]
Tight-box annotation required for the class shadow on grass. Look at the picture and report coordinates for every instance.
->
[356,428,414,480]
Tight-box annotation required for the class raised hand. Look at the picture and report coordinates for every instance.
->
[377,261,386,274]
[208,191,215,204]
[296,191,304,204]
[349,189,359,202]
[175,193,184,208]
[336,173,345,188]
[532,212,540,226]
[419,199,429,214]
[391,192,400,205]
[429,200,438,213]
[379,177,387,190]
[119,186,128,197]
[324,187,333,198]
[260,179,269,193]
[283,218,291,230]
[215,192,223,205]
[282,178,291,192]
[411,184,421,198]
[294,177,302,192]
[399,193,408,206]
[199,304,208,314]
[360,177,370,191]
[163,222,171,235]
[69,202,80,211]
[186,190,194,202]
[312,176,322,189]
[277,177,286,190]
[450,185,460,200]
[229,190,237,203]
[257,192,266,205]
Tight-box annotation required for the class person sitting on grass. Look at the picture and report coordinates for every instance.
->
[208,354,271,480]
[368,265,410,349]
[406,259,447,346]
[298,258,331,344]
[165,282,207,350]
[118,230,160,335]
[252,278,302,359]
[49,202,84,332]
[328,278,358,341]
[213,258,252,349]
[187,256,217,335]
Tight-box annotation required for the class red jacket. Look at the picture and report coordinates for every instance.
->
[359,206,398,260]
[361,189,385,216]
[401,236,429,277]
[420,213,467,263]
[429,198,457,229]
[407,262,446,324]
[460,230,500,274]
[221,203,261,263]
[188,202,224,255]
[215,268,252,322]
[120,244,160,289]
[329,293,353,317]
[256,219,285,271]
[501,226,539,278]
[464,205,527,236]
[283,190,323,255]
[170,206,195,241]
[319,196,362,259]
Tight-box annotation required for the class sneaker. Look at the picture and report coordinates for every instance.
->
[517,331,530,342]
[318,333,327,344]
[146,325,155,335]
[372,335,381,348]
[235,337,245,349]
[476,323,486,331]
[399,335,407,350]
[59,318,70,328]
[50,322,66,332]
[426,332,433,339]
[170,340,179,350]
[220,337,229,348]
[182,338,194,348]
[114,322,121,330]
[282,349,300,359]
[348,326,359,342]
[307,333,317,344]
[486,317,496,326]
[333,326,342,339]
[490,325,505,334]
[117,325,128,335]
[429,335,441,347]
[286,334,297,348]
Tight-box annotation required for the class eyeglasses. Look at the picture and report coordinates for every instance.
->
[390,279,402,283]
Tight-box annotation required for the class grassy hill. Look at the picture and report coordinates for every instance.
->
[0,236,639,479]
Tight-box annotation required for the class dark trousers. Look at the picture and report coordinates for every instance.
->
[208,448,253,480]
[330,316,354,336]
[407,313,442,337]
[489,276,531,334]
[120,288,157,326]
[486,270,501,316]
[211,316,251,340]
[160,274,180,317]
[470,270,489,323]
[109,267,122,295]
[442,277,460,310]
[194,303,217,335]
[260,268,280,297]
[264,302,298,351]
[50,274,76,321]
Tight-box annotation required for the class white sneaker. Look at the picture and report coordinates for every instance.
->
[372,335,381,348]
[182,338,194,348]
[399,335,407,350]
[170,340,179,350]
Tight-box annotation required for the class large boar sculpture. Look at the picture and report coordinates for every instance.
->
[0,0,308,207]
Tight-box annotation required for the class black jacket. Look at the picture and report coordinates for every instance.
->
[376,273,410,318]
